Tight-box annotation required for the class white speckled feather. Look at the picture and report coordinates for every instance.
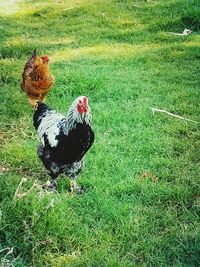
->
[36,96,92,148]
[37,111,65,147]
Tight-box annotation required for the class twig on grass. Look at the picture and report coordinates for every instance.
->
[15,182,37,199]
[13,178,27,200]
[0,247,14,260]
[0,247,13,255]
[132,4,142,8]
[13,179,43,200]
[168,28,193,36]
[151,107,199,123]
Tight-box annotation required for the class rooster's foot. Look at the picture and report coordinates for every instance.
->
[45,180,57,192]
[69,180,84,194]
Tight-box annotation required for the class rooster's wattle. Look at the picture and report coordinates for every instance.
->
[33,96,94,192]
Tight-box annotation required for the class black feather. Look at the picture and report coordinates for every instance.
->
[33,102,52,130]
[33,101,94,184]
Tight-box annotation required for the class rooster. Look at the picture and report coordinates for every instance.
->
[20,49,55,107]
[33,96,94,193]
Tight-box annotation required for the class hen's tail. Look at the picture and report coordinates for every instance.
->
[29,99,44,109]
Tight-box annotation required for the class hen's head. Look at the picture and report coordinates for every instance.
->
[67,96,92,128]
[34,55,49,67]
[31,49,49,67]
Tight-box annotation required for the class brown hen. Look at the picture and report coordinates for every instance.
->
[20,49,55,107]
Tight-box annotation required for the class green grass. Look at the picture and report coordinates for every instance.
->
[0,0,200,266]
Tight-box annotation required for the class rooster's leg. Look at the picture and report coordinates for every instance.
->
[46,173,58,191]
[48,179,57,191]
[69,175,83,194]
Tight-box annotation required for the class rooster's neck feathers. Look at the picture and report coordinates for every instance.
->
[65,101,92,134]
[34,99,93,149]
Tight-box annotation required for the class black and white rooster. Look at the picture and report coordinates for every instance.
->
[33,96,94,193]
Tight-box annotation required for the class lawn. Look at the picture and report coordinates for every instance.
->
[0,0,200,266]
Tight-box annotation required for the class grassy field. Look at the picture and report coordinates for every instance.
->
[0,0,200,266]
